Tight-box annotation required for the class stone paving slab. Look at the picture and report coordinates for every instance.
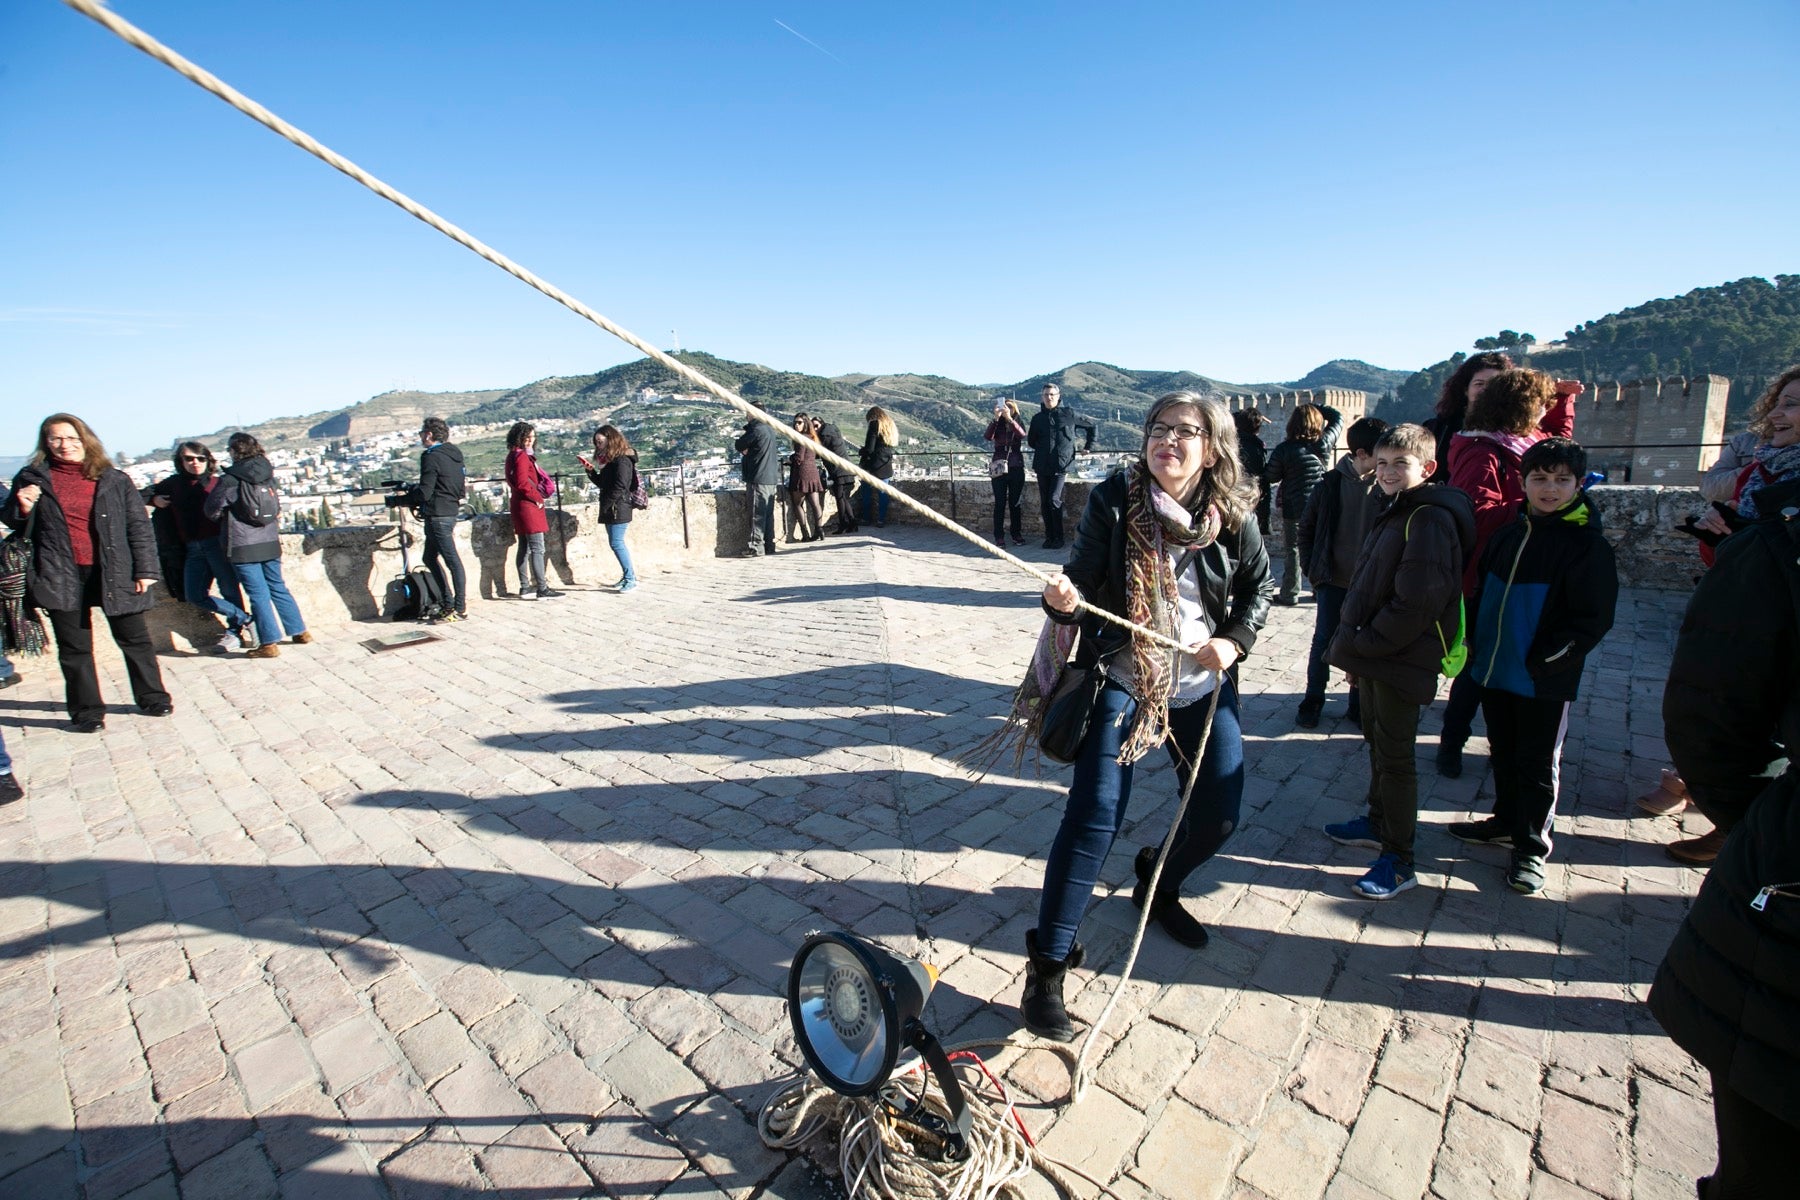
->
[0,523,1714,1198]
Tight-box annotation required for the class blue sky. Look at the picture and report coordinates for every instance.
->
[3,0,1796,456]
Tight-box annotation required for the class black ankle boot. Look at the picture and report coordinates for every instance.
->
[1021,930,1083,1042]
[1132,847,1209,949]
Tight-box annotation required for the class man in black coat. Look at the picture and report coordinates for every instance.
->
[1650,482,1800,1196]
[1025,383,1095,550]
[736,408,781,556]
[402,417,468,619]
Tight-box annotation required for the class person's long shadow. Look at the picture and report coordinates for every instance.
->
[737,580,1034,607]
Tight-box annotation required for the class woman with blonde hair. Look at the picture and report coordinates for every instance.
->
[857,407,897,528]
[3,414,172,730]
[984,397,1028,546]
[1016,392,1272,1040]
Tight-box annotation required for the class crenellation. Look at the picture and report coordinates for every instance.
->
[1571,374,1729,485]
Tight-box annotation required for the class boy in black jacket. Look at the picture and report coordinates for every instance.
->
[1295,415,1387,728]
[1450,438,1618,894]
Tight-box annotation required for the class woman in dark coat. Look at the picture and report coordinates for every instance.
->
[857,407,897,528]
[785,413,825,543]
[147,441,254,650]
[1021,392,1273,1041]
[204,433,310,658]
[2,413,172,731]
[505,422,556,600]
[1262,402,1343,604]
[984,397,1028,546]
[1649,497,1800,1198]
[581,424,640,592]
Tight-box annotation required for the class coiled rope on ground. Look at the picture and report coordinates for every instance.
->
[60,2,1222,1191]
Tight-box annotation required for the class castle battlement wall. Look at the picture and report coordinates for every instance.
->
[1576,374,1728,484]
[1225,388,1369,430]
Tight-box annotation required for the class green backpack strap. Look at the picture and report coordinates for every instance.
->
[1404,509,1468,677]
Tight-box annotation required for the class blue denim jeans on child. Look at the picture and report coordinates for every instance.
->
[183,536,250,631]
[233,559,308,645]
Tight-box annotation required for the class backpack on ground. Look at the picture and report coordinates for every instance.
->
[231,477,282,527]
[1404,508,1468,678]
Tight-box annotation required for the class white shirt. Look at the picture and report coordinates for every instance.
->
[1104,546,1218,705]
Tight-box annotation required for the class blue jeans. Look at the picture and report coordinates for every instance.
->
[1305,583,1348,702]
[606,523,637,585]
[0,726,11,775]
[183,537,249,630]
[422,516,466,614]
[1036,679,1245,960]
[857,483,890,525]
[234,559,307,645]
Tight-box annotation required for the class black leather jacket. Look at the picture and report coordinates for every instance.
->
[1046,471,1273,667]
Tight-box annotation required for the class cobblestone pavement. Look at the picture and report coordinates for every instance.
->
[0,524,1716,1200]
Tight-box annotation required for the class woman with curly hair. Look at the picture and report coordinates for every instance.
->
[581,425,641,591]
[1019,392,1272,1041]
[1422,352,1512,484]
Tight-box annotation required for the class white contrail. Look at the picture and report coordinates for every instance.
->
[773,18,844,64]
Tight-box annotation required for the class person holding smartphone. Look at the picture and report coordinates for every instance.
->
[984,397,1028,546]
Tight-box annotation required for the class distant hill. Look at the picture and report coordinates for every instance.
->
[145,388,508,457]
[1279,359,1411,395]
[1384,274,1800,422]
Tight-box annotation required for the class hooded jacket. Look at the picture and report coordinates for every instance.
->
[203,456,284,564]
[1296,454,1382,590]
[3,462,161,615]
[1046,470,1272,666]
[814,421,854,484]
[1469,493,1618,702]
[1326,483,1476,705]
[1649,505,1800,1128]
[407,442,466,519]
[1263,405,1344,520]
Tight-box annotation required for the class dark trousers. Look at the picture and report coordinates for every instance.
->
[747,484,778,553]
[157,546,187,603]
[990,466,1023,543]
[1277,517,1303,600]
[1480,689,1569,858]
[1305,583,1349,702]
[46,568,170,723]
[830,477,858,533]
[422,516,466,614]
[1439,645,1483,747]
[1037,472,1068,544]
[1361,679,1422,865]
[1036,680,1244,960]
[1703,1073,1795,1199]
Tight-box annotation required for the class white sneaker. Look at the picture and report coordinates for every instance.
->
[213,631,243,654]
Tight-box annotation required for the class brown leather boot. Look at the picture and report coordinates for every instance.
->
[1667,825,1726,865]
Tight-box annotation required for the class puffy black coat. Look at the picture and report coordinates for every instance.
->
[1326,483,1475,705]
[857,424,895,480]
[1263,405,1344,519]
[203,456,283,565]
[3,462,161,615]
[1046,471,1273,665]
[406,442,466,518]
[593,454,638,525]
[1027,405,1096,477]
[736,421,781,485]
[1650,504,1800,1128]
[815,421,854,484]
[1296,455,1382,591]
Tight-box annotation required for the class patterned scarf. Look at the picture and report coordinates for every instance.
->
[1117,461,1222,763]
[1736,441,1800,520]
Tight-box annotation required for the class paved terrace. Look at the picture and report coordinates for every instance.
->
[0,525,1716,1200]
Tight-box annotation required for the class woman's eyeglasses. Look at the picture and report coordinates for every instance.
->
[1147,423,1206,443]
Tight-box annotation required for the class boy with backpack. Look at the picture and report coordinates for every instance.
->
[1324,424,1475,899]
[1449,438,1617,894]
[1295,415,1388,728]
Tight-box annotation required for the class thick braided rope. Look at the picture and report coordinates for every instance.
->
[60,0,1183,655]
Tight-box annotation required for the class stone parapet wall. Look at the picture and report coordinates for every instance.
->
[143,480,1708,645]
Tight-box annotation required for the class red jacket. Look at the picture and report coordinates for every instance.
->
[1446,393,1576,595]
[505,448,549,536]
